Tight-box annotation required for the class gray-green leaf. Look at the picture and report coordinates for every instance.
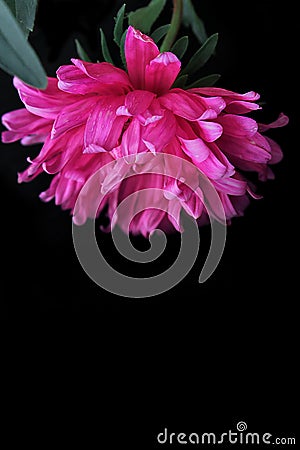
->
[186,74,221,89]
[128,0,167,35]
[100,28,114,64]
[114,4,126,46]
[120,29,127,69]
[181,33,218,76]
[0,0,47,88]
[172,74,188,88]
[182,0,208,45]
[5,0,38,37]
[151,24,170,44]
[171,36,189,60]
[75,39,91,62]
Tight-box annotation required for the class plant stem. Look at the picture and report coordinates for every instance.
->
[160,0,183,52]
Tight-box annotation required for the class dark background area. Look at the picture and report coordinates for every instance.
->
[0,0,297,447]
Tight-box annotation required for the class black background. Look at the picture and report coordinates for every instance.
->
[0,0,297,447]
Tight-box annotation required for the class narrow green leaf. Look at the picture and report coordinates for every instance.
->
[172,74,188,88]
[170,36,189,60]
[0,0,47,88]
[5,0,38,37]
[100,28,114,64]
[114,4,126,46]
[15,0,37,36]
[182,0,208,45]
[181,33,218,76]
[151,24,170,44]
[186,74,221,89]
[75,39,91,62]
[128,0,167,35]
[5,0,15,14]
[120,29,127,69]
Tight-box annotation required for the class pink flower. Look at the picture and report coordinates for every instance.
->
[1,26,288,235]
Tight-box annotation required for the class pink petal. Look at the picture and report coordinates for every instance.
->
[225,100,261,114]
[145,52,181,95]
[13,77,75,119]
[179,137,210,162]
[181,187,204,219]
[124,90,156,116]
[218,133,271,163]
[125,26,159,90]
[159,89,206,120]
[84,96,127,152]
[216,114,258,138]
[195,96,226,119]
[197,121,223,142]
[265,137,283,164]
[190,87,260,102]
[121,118,144,157]
[258,113,289,132]
[57,59,132,95]
[141,109,176,153]
[52,97,97,139]
[213,177,247,196]
[2,108,51,143]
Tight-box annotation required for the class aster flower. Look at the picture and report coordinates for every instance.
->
[1,25,288,236]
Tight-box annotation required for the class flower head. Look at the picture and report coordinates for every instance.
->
[2,26,288,235]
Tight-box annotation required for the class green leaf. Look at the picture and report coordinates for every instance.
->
[0,0,47,88]
[172,74,188,88]
[128,0,167,35]
[5,0,38,37]
[114,4,126,46]
[120,29,127,69]
[100,28,114,64]
[181,33,218,76]
[182,0,207,45]
[186,74,221,88]
[170,36,189,60]
[75,39,91,62]
[151,24,170,44]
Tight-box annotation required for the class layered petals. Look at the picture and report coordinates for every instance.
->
[1,26,287,234]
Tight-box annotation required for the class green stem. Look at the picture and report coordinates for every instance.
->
[160,0,183,52]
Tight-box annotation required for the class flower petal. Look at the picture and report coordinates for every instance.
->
[225,100,261,115]
[190,87,260,102]
[179,137,210,162]
[258,113,289,132]
[2,108,51,143]
[197,121,223,142]
[124,90,156,116]
[145,52,181,95]
[13,77,75,119]
[125,26,159,89]
[213,177,247,196]
[84,96,127,152]
[142,109,176,153]
[159,89,206,120]
[52,97,97,139]
[57,59,132,95]
[265,137,283,164]
[218,133,271,163]
[121,118,145,157]
[216,114,258,138]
